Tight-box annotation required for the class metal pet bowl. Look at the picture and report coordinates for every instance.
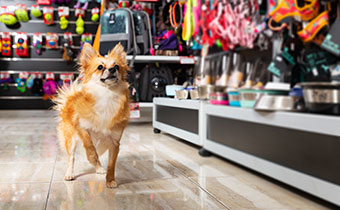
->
[300,82,340,115]
[254,95,304,111]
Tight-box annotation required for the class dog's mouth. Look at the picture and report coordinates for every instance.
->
[100,75,117,83]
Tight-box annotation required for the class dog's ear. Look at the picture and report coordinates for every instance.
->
[108,43,126,61]
[80,43,99,69]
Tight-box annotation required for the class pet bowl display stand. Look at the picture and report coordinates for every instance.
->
[152,97,340,206]
[202,104,340,206]
[153,97,204,146]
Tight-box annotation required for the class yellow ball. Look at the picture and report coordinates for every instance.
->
[76,26,84,35]
[91,14,99,22]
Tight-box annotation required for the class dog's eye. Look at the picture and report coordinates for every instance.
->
[97,65,104,71]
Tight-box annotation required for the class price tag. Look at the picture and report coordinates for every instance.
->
[180,57,195,64]
[46,72,55,80]
[37,0,51,5]
[60,73,74,82]
[129,103,140,119]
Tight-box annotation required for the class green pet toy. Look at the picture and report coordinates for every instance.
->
[16,77,27,93]
[91,8,99,22]
[76,16,84,34]
[31,5,42,18]
[91,13,99,22]
[15,8,29,22]
[60,16,69,30]
[0,13,18,26]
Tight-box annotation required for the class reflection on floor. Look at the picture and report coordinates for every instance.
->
[0,111,336,210]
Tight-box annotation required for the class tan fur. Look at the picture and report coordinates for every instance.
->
[53,43,130,188]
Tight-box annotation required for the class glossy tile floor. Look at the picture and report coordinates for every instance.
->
[0,111,336,210]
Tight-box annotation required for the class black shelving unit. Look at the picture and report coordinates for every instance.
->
[0,0,100,109]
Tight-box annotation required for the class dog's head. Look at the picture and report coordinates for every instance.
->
[79,43,129,86]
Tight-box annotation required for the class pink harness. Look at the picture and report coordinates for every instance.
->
[206,0,258,50]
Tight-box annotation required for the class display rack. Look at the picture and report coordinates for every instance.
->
[0,0,100,109]
[152,97,340,206]
[153,97,204,146]
[126,55,198,64]
[0,0,197,110]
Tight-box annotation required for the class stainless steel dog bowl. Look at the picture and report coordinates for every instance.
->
[300,82,340,115]
[254,95,304,111]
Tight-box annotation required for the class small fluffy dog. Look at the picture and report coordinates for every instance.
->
[54,43,130,188]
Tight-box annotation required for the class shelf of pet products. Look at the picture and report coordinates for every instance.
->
[27,20,97,25]
[10,44,82,50]
[0,55,199,63]
[0,1,100,9]
[126,55,199,64]
[0,96,44,99]
[1,70,78,74]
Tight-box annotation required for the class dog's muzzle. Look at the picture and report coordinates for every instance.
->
[101,66,118,83]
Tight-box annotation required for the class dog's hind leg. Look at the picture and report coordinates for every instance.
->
[64,137,77,181]
[76,127,105,173]
[58,123,77,181]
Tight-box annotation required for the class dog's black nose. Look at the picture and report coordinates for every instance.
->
[109,65,119,74]
[109,68,116,74]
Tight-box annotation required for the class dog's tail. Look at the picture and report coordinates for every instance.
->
[52,78,82,112]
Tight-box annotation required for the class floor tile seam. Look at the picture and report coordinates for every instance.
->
[0,181,51,184]
[0,161,58,165]
[0,162,58,164]
[50,176,187,184]
[44,150,58,210]
[167,161,231,210]
[52,174,183,182]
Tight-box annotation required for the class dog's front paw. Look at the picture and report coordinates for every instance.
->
[106,180,118,188]
[96,167,106,174]
[64,175,75,181]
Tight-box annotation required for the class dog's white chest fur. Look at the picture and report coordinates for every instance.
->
[79,80,123,135]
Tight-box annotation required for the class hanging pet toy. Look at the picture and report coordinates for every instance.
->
[46,33,58,49]
[0,72,12,90]
[33,33,43,55]
[43,7,54,25]
[169,1,183,29]
[1,32,11,57]
[26,73,39,89]
[0,6,18,26]
[15,4,29,22]
[74,0,90,10]
[15,32,29,57]
[75,8,85,34]
[80,33,92,49]
[58,73,74,89]
[58,6,69,30]
[31,5,42,18]
[43,72,58,100]
[61,32,74,61]
[16,72,29,93]
[31,73,44,96]
[91,7,99,22]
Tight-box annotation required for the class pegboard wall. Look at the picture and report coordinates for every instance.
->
[0,0,100,109]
